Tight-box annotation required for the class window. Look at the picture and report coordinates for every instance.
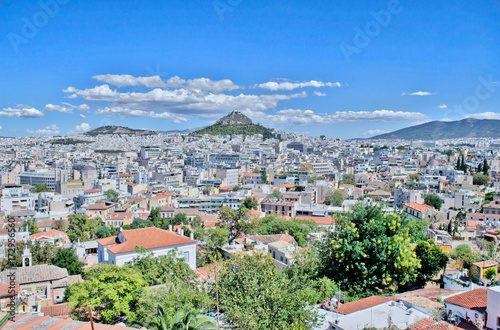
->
[184,251,189,263]
[497,317,500,329]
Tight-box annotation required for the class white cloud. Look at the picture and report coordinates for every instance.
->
[93,74,167,88]
[314,91,326,96]
[401,91,435,96]
[79,114,87,118]
[27,124,59,135]
[95,106,189,123]
[467,112,500,120]
[71,123,91,133]
[165,76,243,92]
[63,84,307,121]
[439,104,448,109]
[244,109,427,126]
[93,74,243,92]
[364,129,389,136]
[255,80,341,91]
[0,126,3,130]
[45,104,73,113]
[0,105,44,118]
[440,118,453,122]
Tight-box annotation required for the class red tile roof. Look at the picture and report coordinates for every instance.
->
[333,296,392,315]
[41,303,71,317]
[102,227,196,254]
[295,216,335,225]
[405,202,433,212]
[443,288,487,313]
[84,189,101,193]
[409,318,461,330]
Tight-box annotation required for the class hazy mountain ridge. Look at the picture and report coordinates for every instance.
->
[85,126,157,136]
[369,118,500,140]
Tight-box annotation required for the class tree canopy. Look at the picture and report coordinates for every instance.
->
[52,248,84,275]
[216,252,320,329]
[319,206,420,294]
[67,214,102,242]
[473,173,489,186]
[424,194,442,210]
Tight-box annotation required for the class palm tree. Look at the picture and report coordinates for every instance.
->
[151,306,217,330]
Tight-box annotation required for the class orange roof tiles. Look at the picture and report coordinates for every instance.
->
[405,202,433,212]
[84,189,101,193]
[333,296,392,315]
[295,216,335,225]
[444,288,487,312]
[103,227,196,255]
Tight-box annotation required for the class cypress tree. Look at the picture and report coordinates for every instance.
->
[456,156,461,170]
[483,159,490,175]
[478,163,483,173]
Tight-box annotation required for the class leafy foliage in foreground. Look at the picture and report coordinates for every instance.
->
[319,206,420,294]
[215,252,321,330]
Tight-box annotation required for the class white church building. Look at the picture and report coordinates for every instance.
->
[96,227,197,269]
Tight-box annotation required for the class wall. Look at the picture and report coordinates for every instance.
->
[109,243,197,269]
[486,286,500,330]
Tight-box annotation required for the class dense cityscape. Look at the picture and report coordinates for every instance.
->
[0,110,499,329]
[1,0,499,329]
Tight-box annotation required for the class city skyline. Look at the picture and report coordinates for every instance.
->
[1,0,499,138]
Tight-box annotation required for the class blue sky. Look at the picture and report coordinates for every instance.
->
[0,0,499,138]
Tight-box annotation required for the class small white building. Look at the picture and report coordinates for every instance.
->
[96,227,197,269]
[486,286,500,330]
[444,287,486,325]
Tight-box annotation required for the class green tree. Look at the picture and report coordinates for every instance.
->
[461,154,467,172]
[104,189,119,202]
[414,240,448,287]
[241,197,258,210]
[271,189,283,199]
[477,162,483,173]
[218,207,250,242]
[24,218,39,234]
[342,174,355,185]
[172,213,188,226]
[485,268,497,281]
[52,248,84,275]
[127,250,197,286]
[325,190,344,206]
[149,207,163,227]
[169,308,217,330]
[201,226,229,252]
[52,219,66,231]
[408,174,421,182]
[66,264,145,324]
[283,249,338,304]
[260,169,268,184]
[216,252,320,329]
[29,183,51,193]
[0,241,56,270]
[258,218,315,247]
[483,159,490,175]
[473,173,489,186]
[95,226,113,239]
[424,194,442,210]
[123,217,153,230]
[319,206,420,294]
[408,220,427,243]
[450,244,481,269]
[456,156,461,170]
[67,214,102,242]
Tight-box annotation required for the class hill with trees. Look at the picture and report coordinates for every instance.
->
[192,111,275,138]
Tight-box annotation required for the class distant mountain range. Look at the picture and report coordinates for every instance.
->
[369,118,500,140]
[191,111,274,138]
[85,126,157,136]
